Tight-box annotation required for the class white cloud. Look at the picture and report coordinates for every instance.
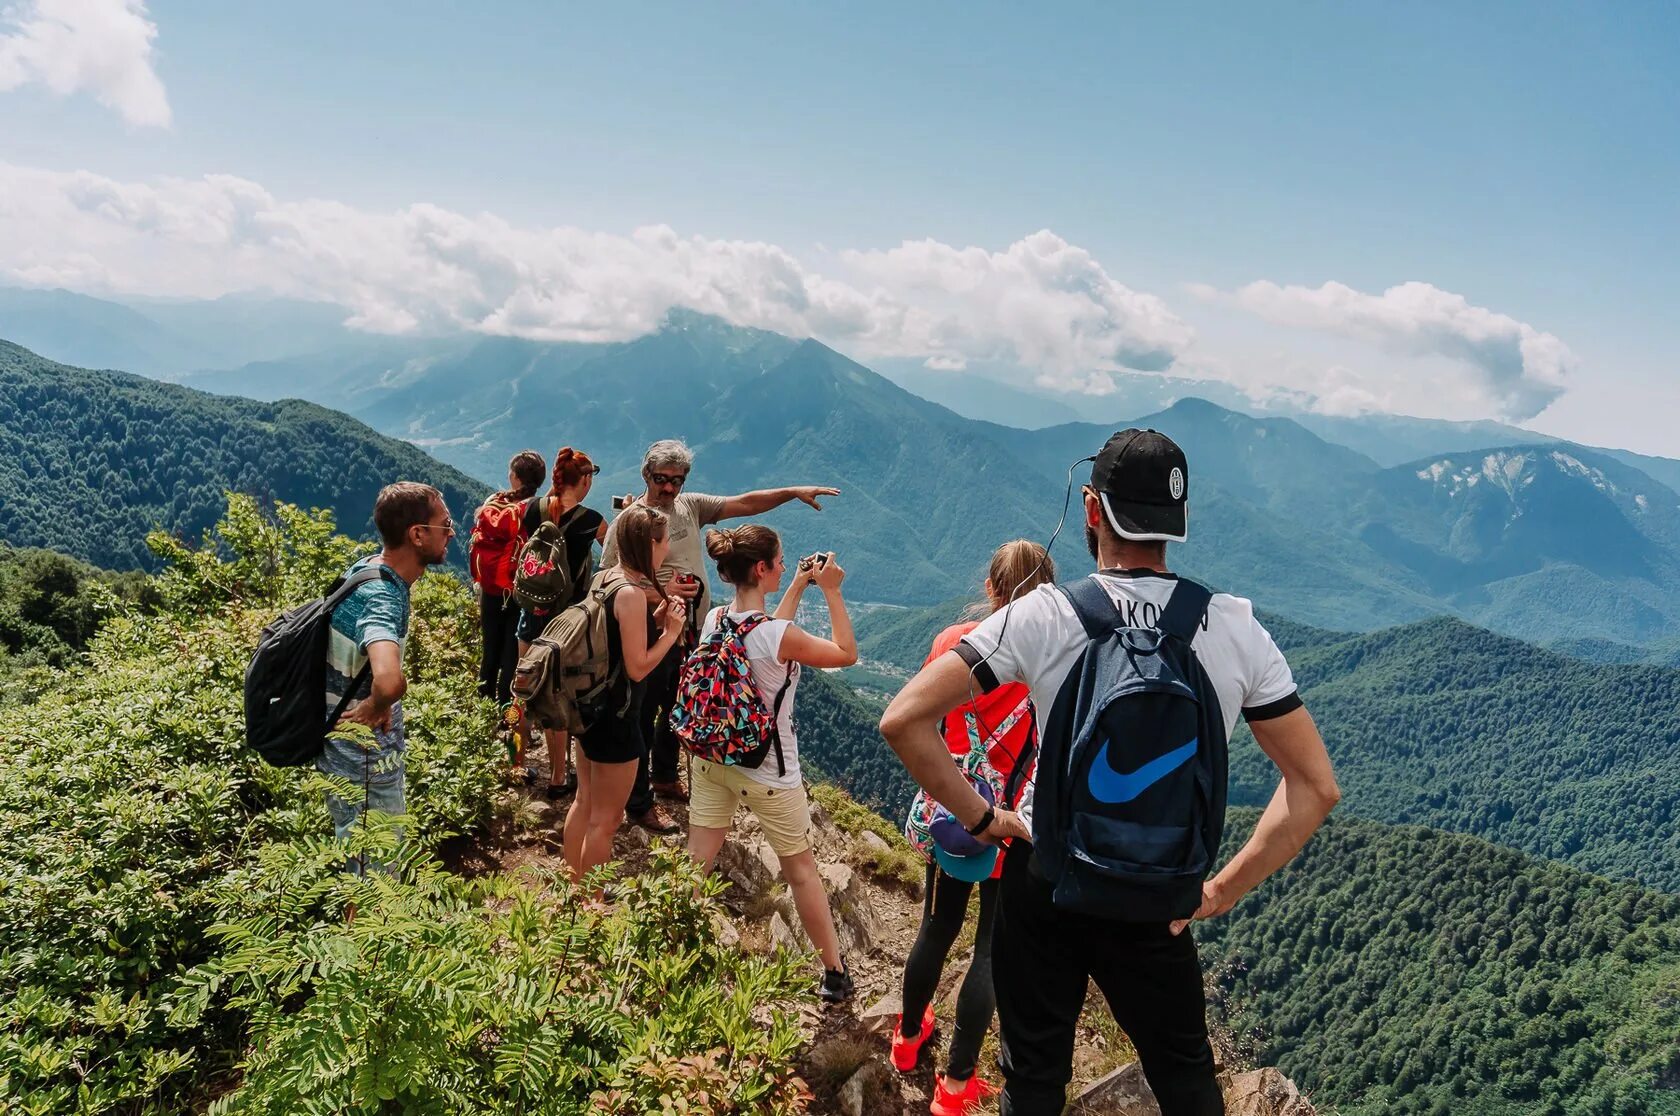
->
[1222,279,1574,421]
[0,0,170,127]
[0,163,1195,383]
[838,232,1194,386]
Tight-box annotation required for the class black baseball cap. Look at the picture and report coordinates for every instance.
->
[1090,428,1189,543]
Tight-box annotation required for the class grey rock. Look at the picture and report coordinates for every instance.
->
[768,910,799,954]
[1225,1068,1316,1116]
[1069,1061,1160,1116]
[714,833,782,902]
[1071,1062,1316,1116]
[837,1058,897,1116]
[820,861,882,955]
[858,991,904,1036]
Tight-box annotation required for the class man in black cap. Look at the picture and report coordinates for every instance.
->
[881,429,1339,1116]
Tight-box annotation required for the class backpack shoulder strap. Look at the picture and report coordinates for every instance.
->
[1056,576,1119,640]
[1002,709,1038,807]
[1156,578,1213,642]
[324,563,388,610]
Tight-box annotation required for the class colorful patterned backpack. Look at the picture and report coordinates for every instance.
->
[671,609,795,777]
[904,696,1036,864]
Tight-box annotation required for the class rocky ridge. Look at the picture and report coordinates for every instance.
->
[470,741,1317,1116]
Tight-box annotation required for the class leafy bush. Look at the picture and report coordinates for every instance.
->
[176,846,811,1115]
[0,496,502,1113]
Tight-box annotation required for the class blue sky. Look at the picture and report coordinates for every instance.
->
[3,1,1676,451]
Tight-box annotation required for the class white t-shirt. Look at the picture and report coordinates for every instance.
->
[957,570,1301,830]
[697,607,803,790]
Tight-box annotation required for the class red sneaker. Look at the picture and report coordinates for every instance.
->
[890,1003,937,1072]
[929,1073,995,1116]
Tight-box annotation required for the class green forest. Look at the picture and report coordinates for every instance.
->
[0,341,487,572]
[1204,809,1680,1115]
[1231,616,1680,890]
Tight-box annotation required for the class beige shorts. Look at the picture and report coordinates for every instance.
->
[688,759,813,857]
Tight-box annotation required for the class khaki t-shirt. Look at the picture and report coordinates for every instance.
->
[601,491,727,616]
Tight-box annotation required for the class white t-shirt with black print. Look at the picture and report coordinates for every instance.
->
[697,607,803,790]
[956,570,1302,831]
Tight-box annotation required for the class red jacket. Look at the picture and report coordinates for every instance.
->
[926,621,1036,805]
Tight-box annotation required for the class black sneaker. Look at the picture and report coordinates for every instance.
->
[819,962,854,1004]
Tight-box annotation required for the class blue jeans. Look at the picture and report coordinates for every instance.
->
[318,701,407,872]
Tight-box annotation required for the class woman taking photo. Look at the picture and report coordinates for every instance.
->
[891,539,1055,1115]
[683,525,858,1004]
[561,503,686,892]
[515,447,607,796]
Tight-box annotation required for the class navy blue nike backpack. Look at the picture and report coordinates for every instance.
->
[1030,576,1227,921]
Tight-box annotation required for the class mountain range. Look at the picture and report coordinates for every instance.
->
[0,340,486,571]
[9,291,1680,649]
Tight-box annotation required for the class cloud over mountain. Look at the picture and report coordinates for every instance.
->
[0,0,169,127]
[1225,279,1574,421]
[0,163,1193,388]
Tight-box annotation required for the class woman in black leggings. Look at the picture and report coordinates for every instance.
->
[472,450,546,705]
[893,540,1055,1116]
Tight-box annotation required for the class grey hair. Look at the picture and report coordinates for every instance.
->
[642,439,694,474]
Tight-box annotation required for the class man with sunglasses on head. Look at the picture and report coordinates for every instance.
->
[603,438,840,832]
[321,482,455,873]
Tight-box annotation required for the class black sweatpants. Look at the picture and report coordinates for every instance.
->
[477,591,520,706]
[626,642,683,815]
[900,860,1000,1079]
[994,841,1223,1116]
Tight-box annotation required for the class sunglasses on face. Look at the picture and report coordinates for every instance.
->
[648,472,688,487]
[415,520,457,534]
[583,466,602,476]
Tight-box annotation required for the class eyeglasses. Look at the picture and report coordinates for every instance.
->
[648,472,688,487]
[416,520,457,534]
[584,466,602,476]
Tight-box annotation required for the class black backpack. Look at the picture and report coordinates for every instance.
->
[1030,576,1226,921]
[514,497,590,611]
[243,564,397,767]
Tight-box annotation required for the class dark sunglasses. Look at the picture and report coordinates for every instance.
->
[648,471,688,487]
[582,465,602,476]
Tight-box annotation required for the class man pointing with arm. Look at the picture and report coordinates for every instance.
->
[603,438,839,833]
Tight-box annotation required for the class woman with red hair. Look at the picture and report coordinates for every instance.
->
[515,447,608,795]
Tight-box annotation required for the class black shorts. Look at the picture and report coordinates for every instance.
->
[577,714,642,765]
[516,607,551,643]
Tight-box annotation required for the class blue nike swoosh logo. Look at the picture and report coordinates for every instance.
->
[1086,738,1198,804]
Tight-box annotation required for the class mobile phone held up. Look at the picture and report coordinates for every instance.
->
[798,552,829,573]
[611,495,629,510]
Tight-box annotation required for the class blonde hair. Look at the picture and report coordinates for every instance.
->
[964,539,1055,619]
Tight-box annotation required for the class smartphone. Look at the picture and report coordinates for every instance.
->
[611,495,628,510]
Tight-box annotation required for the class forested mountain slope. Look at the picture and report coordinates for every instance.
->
[1232,616,1680,890]
[0,340,488,570]
[1204,809,1680,1115]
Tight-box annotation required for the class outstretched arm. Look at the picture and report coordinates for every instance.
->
[1170,705,1339,934]
[719,486,840,519]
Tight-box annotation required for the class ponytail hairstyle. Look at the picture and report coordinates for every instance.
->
[550,446,598,496]
[966,538,1056,618]
[705,524,780,586]
[613,504,669,600]
[497,450,546,501]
